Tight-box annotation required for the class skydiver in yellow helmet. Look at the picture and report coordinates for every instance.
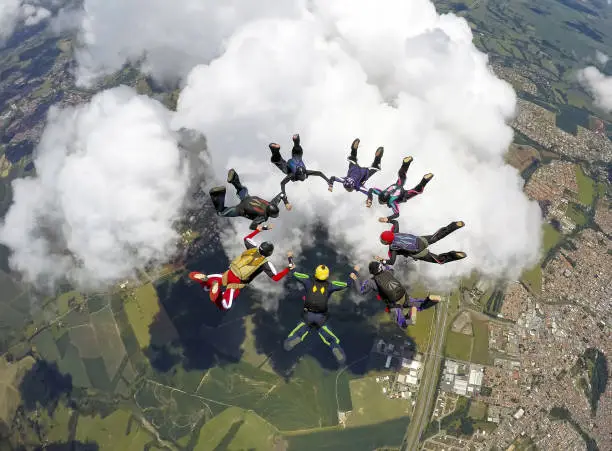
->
[283,263,355,366]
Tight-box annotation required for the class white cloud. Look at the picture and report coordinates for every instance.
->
[69,0,301,87]
[35,0,542,298]
[595,50,609,65]
[578,66,612,112]
[0,0,52,41]
[172,0,542,292]
[0,86,191,291]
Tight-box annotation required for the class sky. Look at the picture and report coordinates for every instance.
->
[0,0,544,299]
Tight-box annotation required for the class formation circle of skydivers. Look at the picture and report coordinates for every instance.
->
[190,135,467,366]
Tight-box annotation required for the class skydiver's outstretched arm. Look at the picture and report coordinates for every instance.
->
[293,272,313,290]
[249,217,271,231]
[270,191,290,211]
[353,277,378,296]
[383,249,398,266]
[262,259,291,282]
[279,175,292,200]
[306,169,331,185]
[386,202,400,222]
[244,229,262,249]
[366,187,381,206]
[327,176,343,191]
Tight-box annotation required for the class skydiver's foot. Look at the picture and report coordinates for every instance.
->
[331,346,347,365]
[410,306,417,324]
[269,143,282,162]
[189,272,207,283]
[283,334,302,351]
[370,146,384,171]
[427,294,442,303]
[227,168,238,184]
[453,251,467,260]
[209,281,220,302]
[292,134,300,145]
[209,186,227,212]
[351,138,360,151]
[414,173,433,192]
[403,156,413,165]
[209,186,226,195]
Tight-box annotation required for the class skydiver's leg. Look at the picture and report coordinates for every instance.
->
[217,205,241,218]
[209,186,227,212]
[419,250,467,264]
[348,138,360,164]
[396,156,413,187]
[283,321,310,351]
[398,173,434,203]
[291,134,303,159]
[218,286,240,311]
[226,169,249,200]
[403,295,441,312]
[367,146,384,174]
[422,221,465,245]
[269,143,289,174]
[306,170,331,184]
[318,323,346,365]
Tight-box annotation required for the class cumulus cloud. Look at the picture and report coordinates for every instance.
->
[47,0,541,299]
[0,0,51,41]
[595,50,609,65]
[68,0,301,87]
[0,86,191,291]
[578,66,612,112]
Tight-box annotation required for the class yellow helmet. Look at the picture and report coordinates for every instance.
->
[314,264,329,281]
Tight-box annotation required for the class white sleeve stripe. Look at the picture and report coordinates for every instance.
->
[267,261,278,275]
[246,238,256,247]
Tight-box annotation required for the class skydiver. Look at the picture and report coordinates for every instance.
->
[378,220,467,265]
[366,156,433,222]
[189,225,295,311]
[209,169,288,230]
[328,138,384,194]
[269,134,331,209]
[351,261,441,329]
[283,264,353,365]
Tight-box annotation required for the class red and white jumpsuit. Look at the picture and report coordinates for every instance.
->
[189,229,289,311]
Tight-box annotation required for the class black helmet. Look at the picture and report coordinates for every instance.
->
[295,166,307,181]
[378,191,390,204]
[369,261,383,275]
[266,203,279,218]
[258,241,274,257]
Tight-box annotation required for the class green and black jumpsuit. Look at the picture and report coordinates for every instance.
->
[283,272,351,365]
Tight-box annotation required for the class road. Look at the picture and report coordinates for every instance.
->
[401,294,451,450]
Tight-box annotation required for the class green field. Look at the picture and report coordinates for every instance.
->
[521,264,542,294]
[575,166,595,206]
[123,283,162,349]
[470,317,491,365]
[468,400,487,420]
[194,407,281,450]
[345,376,411,427]
[444,332,472,362]
[407,306,436,351]
[565,202,588,226]
[55,291,84,315]
[90,306,128,381]
[542,223,561,254]
[76,409,158,450]
[286,416,409,451]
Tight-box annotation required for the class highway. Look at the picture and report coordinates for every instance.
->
[401,293,451,450]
